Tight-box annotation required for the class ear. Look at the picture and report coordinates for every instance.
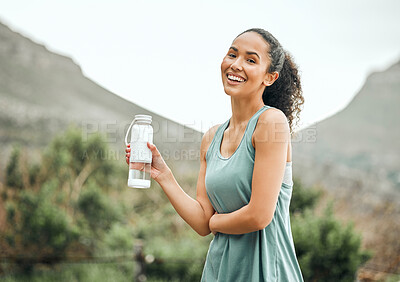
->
[263,71,279,87]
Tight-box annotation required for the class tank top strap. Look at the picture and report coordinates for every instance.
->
[205,119,230,162]
[243,105,273,155]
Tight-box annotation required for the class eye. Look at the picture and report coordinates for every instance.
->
[247,58,256,64]
[228,53,236,58]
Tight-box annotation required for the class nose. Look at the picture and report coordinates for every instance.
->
[230,58,243,71]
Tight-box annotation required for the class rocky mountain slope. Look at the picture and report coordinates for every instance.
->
[292,59,400,275]
[293,59,400,199]
[0,21,203,179]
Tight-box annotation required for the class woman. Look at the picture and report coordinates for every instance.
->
[126,28,304,281]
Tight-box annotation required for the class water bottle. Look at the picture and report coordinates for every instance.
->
[125,114,153,188]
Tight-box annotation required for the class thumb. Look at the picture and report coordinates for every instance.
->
[147,142,160,156]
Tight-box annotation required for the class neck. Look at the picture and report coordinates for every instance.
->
[229,97,265,129]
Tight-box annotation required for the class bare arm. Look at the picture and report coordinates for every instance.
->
[209,109,290,234]
[132,125,219,236]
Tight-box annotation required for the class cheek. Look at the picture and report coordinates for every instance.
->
[221,58,230,71]
[249,68,265,80]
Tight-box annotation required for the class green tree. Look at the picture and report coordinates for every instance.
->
[40,126,115,203]
[291,204,371,281]
[5,146,23,189]
[1,126,126,273]
[290,177,322,215]
[4,181,79,272]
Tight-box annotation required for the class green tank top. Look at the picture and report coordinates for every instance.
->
[201,105,303,282]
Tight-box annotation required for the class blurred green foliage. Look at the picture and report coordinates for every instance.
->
[1,263,134,282]
[128,181,211,281]
[1,126,129,274]
[77,183,122,232]
[0,127,372,281]
[290,178,371,281]
[6,185,79,264]
[0,126,209,281]
[290,178,323,214]
[5,146,23,189]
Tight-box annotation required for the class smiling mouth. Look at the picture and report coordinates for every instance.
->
[227,74,246,83]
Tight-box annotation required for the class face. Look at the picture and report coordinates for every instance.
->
[221,32,278,98]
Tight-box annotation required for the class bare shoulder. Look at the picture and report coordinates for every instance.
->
[200,124,221,158]
[254,108,290,143]
[258,107,288,124]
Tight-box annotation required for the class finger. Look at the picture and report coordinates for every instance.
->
[129,162,146,170]
[147,142,160,156]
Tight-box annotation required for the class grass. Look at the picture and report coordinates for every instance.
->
[1,262,134,282]
[0,261,202,282]
[384,273,400,282]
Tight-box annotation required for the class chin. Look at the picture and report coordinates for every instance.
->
[223,87,234,97]
[223,86,242,97]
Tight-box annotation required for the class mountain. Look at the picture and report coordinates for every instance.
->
[292,59,400,198]
[0,21,202,179]
[292,59,400,275]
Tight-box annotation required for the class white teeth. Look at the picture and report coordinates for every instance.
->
[228,74,245,82]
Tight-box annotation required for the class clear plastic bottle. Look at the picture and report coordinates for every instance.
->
[125,114,153,188]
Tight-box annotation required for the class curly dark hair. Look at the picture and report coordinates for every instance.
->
[236,28,304,135]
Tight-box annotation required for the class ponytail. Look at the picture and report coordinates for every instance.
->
[262,51,304,135]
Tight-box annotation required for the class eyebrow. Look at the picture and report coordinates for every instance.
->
[229,46,260,59]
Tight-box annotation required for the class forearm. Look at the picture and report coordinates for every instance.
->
[157,171,211,236]
[209,205,270,235]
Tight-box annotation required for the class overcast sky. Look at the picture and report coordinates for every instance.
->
[1,0,399,133]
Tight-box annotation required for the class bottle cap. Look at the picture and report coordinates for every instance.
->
[135,114,152,124]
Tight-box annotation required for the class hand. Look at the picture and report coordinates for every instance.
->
[125,144,131,164]
[209,211,218,235]
[125,143,172,184]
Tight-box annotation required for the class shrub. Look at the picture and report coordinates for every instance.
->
[5,146,23,189]
[290,177,322,215]
[4,184,79,272]
[0,127,124,274]
[291,204,371,281]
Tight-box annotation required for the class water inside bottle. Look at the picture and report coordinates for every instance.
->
[128,162,151,188]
